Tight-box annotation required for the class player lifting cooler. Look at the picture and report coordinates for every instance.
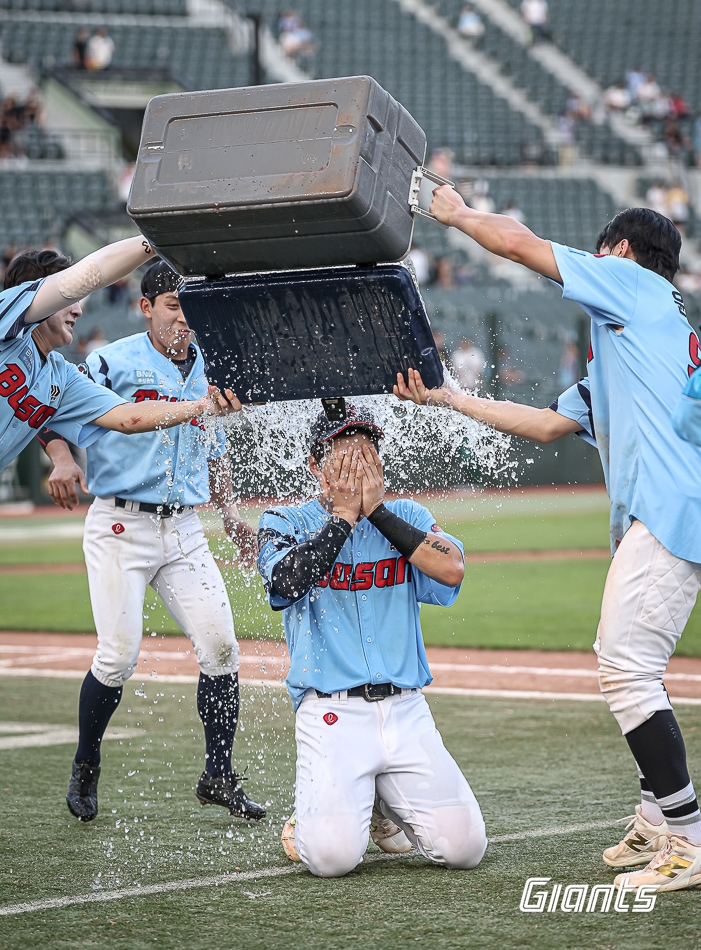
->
[396,193,701,894]
[36,261,265,823]
[256,405,486,878]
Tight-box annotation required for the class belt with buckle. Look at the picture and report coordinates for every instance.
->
[315,683,400,702]
[114,497,190,518]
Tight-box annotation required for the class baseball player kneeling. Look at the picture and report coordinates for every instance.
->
[257,406,486,878]
[43,261,265,824]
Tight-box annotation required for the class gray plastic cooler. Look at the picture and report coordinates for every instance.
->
[127,76,427,277]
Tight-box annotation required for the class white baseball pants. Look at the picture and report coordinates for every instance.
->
[294,688,487,878]
[595,520,701,735]
[84,497,239,688]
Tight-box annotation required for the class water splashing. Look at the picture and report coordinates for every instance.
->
[216,374,516,500]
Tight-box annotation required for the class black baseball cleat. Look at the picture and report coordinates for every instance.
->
[195,771,266,820]
[66,760,100,821]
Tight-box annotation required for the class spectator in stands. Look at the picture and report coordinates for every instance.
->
[556,112,576,165]
[457,5,485,41]
[625,65,646,101]
[500,199,525,224]
[85,327,108,355]
[635,73,661,123]
[667,181,690,237]
[670,92,689,121]
[663,119,686,160]
[428,148,454,181]
[646,180,669,218]
[435,257,454,289]
[521,0,551,43]
[407,245,430,285]
[452,338,486,392]
[565,93,591,122]
[73,336,89,362]
[278,11,315,61]
[72,28,90,70]
[604,82,631,113]
[497,346,525,387]
[468,180,495,214]
[86,28,115,71]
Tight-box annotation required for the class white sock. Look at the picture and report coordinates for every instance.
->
[637,763,665,825]
[658,782,701,846]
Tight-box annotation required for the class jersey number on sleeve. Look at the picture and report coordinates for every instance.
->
[0,363,56,429]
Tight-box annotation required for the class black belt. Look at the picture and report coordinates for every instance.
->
[114,497,191,518]
[316,683,400,702]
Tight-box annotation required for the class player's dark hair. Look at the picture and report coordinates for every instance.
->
[310,427,381,465]
[141,259,183,300]
[3,248,72,290]
[595,208,681,283]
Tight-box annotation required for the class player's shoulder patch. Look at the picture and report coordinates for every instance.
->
[17,345,34,374]
[430,523,444,533]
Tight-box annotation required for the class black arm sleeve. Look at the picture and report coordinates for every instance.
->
[36,427,65,450]
[366,504,427,559]
[268,516,352,602]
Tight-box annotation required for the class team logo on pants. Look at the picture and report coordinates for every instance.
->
[323,712,338,725]
[111,523,125,535]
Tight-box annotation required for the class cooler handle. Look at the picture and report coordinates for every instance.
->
[408,167,455,222]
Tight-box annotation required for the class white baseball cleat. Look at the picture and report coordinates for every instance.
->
[281,812,301,862]
[603,805,669,868]
[370,799,412,854]
[613,835,701,892]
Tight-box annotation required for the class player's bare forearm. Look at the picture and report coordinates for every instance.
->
[429,185,561,281]
[395,369,580,443]
[25,236,155,324]
[208,455,256,564]
[208,455,238,514]
[92,388,241,434]
[409,535,464,588]
[447,393,579,443]
[44,439,89,510]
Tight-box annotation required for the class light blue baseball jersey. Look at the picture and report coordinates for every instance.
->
[671,366,701,446]
[257,498,463,711]
[82,332,226,505]
[0,281,125,473]
[550,243,701,559]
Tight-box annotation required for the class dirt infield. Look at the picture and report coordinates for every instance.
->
[2,631,701,703]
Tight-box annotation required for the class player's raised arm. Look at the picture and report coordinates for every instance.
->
[430,185,561,282]
[92,385,242,434]
[358,442,464,588]
[394,369,581,443]
[23,236,155,324]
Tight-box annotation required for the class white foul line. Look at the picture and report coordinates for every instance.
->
[0,820,622,918]
[489,819,619,843]
[0,866,300,917]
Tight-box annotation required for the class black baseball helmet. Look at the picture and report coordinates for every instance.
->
[309,403,384,460]
[141,260,183,300]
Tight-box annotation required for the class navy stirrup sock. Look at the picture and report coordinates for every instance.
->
[75,670,123,767]
[197,672,240,778]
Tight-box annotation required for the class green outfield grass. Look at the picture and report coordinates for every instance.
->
[0,676,699,950]
[3,497,701,655]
